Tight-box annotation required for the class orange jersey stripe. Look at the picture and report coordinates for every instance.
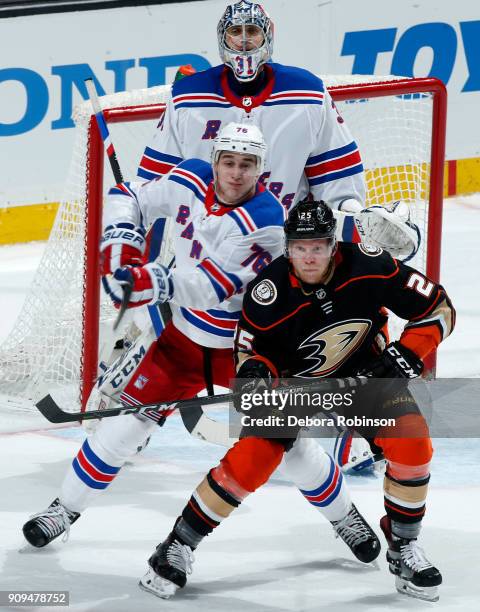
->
[334,262,399,292]
[241,302,311,332]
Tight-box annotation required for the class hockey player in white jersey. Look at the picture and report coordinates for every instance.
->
[22,124,378,566]
[138,0,418,262]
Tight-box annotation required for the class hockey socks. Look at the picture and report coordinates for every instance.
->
[383,472,430,523]
[279,437,351,522]
[174,468,245,548]
[60,413,156,512]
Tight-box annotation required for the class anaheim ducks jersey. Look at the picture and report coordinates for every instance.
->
[137,63,365,212]
[105,159,285,348]
[235,244,455,377]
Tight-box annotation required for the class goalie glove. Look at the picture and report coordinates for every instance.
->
[358,341,424,379]
[354,201,421,261]
[100,222,146,275]
[102,262,173,309]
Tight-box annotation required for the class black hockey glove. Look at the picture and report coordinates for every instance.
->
[233,359,276,414]
[358,341,424,379]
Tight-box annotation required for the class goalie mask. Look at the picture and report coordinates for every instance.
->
[284,199,337,259]
[212,122,267,175]
[217,1,274,82]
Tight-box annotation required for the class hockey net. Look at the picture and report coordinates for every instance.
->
[0,75,447,413]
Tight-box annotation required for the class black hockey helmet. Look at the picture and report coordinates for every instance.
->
[284,199,337,258]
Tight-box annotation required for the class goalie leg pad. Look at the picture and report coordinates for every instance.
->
[95,322,234,414]
[333,431,378,473]
[95,325,158,401]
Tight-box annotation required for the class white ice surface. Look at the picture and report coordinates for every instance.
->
[0,197,479,611]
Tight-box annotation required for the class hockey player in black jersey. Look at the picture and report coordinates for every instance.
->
[140,199,455,602]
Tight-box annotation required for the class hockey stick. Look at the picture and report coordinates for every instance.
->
[37,389,234,424]
[84,78,172,344]
[180,396,233,447]
[36,376,367,424]
[85,78,132,335]
[85,78,123,184]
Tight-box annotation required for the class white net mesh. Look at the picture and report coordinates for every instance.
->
[0,76,440,413]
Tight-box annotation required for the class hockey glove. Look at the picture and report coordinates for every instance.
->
[233,358,277,414]
[355,201,421,261]
[358,341,424,379]
[100,222,146,275]
[103,263,173,309]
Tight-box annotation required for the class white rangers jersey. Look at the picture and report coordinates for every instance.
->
[105,159,285,348]
[138,63,366,217]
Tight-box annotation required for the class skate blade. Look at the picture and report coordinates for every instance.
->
[395,576,439,602]
[18,543,37,553]
[18,542,49,553]
[139,569,179,600]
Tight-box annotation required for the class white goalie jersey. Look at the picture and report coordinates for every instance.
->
[138,63,366,213]
[105,158,285,348]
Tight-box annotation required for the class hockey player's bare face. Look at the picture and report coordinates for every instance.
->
[289,239,335,285]
[214,152,258,206]
[225,25,264,52]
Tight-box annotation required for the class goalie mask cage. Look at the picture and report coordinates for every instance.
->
[0,75,447,413]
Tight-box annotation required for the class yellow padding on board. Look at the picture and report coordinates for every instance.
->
[0,203,59,245]
[456,157,480,195]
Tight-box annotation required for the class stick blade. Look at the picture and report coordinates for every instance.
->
[36,394,79,424]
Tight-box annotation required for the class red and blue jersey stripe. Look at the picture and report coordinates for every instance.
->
[264,90,324,107]
[300,455,343,507]
[340,215,361,243]
[72,439,120,490]
[228,207,258,235]
[306,141,363,186]
[168,166,208,201]
[138,147,183,181]
[229,190,285,235]
[173,92,233,110]
[180,307,240,338]
[198,257,242,302]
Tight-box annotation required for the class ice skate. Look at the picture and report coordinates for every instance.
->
[22,498,80,548]
[332,503,381,563]
[380,515,442,602]
[139,531,194,599]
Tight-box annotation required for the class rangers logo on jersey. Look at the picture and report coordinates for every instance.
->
[296,319,371,377]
